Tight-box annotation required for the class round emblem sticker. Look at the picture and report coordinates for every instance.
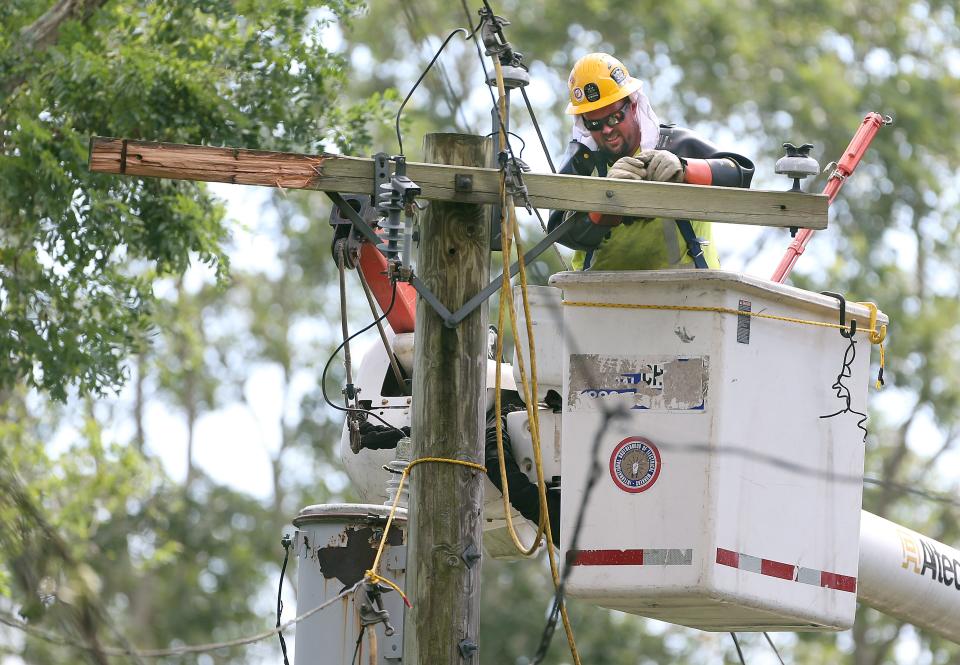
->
[572,87,584,102]
[609,436,661,493]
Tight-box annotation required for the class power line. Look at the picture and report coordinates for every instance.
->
[399,0,474,134]
[0,582,360,659]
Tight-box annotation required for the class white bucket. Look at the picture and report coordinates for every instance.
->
[551,269,886,632]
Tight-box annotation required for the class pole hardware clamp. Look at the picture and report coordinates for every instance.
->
[458,639,479,659]
[461,542,482,569]
[358,579,397,636]
[478,7,529,90]
[498,151,532,212]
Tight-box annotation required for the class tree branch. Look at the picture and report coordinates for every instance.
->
[20,0,110,51]
[2,0,111,99]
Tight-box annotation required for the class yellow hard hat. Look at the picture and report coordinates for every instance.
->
[566,53,643,115]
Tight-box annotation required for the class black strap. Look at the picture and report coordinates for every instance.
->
[676,219,708,269]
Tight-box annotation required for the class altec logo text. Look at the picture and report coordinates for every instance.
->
[899,528,960,591]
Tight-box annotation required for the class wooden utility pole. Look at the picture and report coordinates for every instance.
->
[406,133,490,665]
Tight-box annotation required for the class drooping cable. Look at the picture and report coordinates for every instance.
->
[399,0,474,134]
[529,410,620,664]
[395,28,469,156]
[764,632,786,665]
[320,281,405,433]
[820,335,869,442]
[276,534,292,665]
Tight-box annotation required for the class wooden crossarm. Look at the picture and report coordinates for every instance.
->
[88,136,827,230]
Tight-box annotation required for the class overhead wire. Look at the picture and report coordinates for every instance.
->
[764,632,787,665]
[731,632,747,664]
[0,582,362,659]
[394,28,469,156]
[399,0,474,134]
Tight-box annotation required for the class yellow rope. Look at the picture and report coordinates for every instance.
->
[364,456,486,608]
[562,299,888,388]
[492,57,583,665]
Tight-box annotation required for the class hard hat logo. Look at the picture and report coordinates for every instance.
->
[565,52,644,115]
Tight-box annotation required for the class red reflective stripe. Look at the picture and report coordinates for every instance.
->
[568,549,645,566]
[683,159,713,185]
[716,548,739,568]
[761,558,796,581]
[820,571,857,593]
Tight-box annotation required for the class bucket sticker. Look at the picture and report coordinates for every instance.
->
[584,82,601,102]
[609,436,661,493]
[568,355,709,412]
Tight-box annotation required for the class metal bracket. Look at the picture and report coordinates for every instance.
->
[499,153,532,213]
[458,639,479,660]
[821,291,857,338]
[326,190,582,329]
[358,579,396,636]
[461,543,481,569]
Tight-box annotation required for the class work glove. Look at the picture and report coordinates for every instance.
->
[607,156,647,181]
[636,149,684,183]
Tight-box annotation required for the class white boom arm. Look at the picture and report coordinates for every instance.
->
[858,510,960,642]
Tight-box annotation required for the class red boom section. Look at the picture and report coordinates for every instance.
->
[358,243,417,333]
[771,112,888,283]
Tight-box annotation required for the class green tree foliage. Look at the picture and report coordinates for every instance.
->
[0,0,394,399]
[1,1,393,663]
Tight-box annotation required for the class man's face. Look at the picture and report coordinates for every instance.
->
[582,98,641,160]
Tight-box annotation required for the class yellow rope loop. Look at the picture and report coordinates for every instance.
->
[364,571,411,608]
[365,457,486,609]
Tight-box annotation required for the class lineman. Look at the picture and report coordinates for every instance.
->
[549,52,755,270]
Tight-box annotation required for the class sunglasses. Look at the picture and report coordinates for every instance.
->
[582,100,632,132]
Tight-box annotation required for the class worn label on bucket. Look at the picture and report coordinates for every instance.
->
[568,355,709,412]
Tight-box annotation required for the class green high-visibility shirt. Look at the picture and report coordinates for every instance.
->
[571,217,720,271]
